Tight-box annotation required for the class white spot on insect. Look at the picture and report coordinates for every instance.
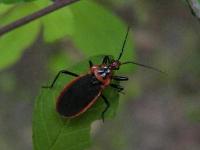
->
[98,66,111,77]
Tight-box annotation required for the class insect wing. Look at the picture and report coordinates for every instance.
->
[57,74,102,117]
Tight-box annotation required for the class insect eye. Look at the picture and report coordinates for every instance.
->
[110,62,116,67]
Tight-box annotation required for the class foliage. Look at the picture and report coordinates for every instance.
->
[0,0,134,71]
[33,56,120,150]
[0,0,36,4]
[0,4,40,70]
[70,0,134,73]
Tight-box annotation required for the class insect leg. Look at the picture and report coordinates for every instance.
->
[102,56,111,65]
[112,76,129,81]
[89,60,93,68]
[110,83,124,92]
[101,95,110,122]
[42,70,79,89]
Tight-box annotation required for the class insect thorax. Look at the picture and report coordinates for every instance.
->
[91,65,112,86]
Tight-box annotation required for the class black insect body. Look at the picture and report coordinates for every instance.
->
[43,27,163,121]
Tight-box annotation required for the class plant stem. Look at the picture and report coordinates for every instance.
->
[0,0,80,37]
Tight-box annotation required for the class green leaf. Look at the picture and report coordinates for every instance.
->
[0,0,134,72]
[0,0,36,4]
[41,4,74,42]
[31,0,74,42]
[0,4,40,70]
[0,3,13,14]
[31,0,74,43]
[0,0,74,70]
[48,51,73,74]
[70,0,135,72]
[33,55,119,150]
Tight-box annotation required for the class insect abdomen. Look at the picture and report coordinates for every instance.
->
[56,74,102,117]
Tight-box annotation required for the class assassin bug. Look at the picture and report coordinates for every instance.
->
[43,27,163,121]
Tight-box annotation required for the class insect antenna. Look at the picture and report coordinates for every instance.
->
[117,27,165,74]
[121,61,165,74]
[117,26,130,61]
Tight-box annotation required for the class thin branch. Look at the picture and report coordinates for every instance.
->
[0,0,80,37]
[186,0,200,22]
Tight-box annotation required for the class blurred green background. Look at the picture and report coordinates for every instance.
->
[0,0,200,150]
